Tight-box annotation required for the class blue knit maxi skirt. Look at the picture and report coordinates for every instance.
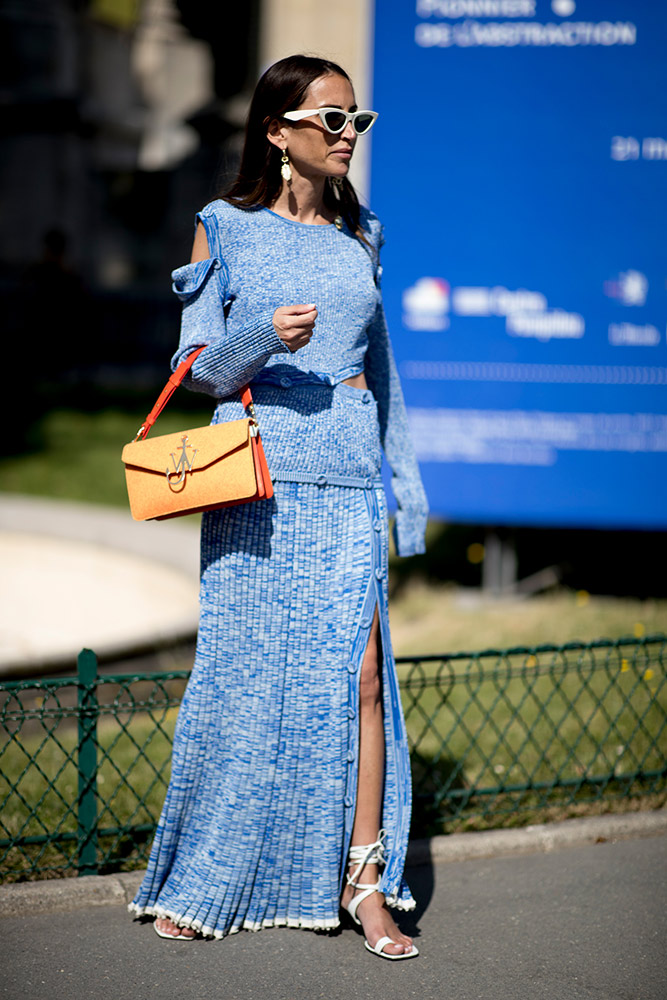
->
[129,383,415,938]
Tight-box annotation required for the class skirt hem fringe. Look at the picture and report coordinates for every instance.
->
[128,890,415,939]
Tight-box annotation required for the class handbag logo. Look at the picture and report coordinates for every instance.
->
[166,436,198,489]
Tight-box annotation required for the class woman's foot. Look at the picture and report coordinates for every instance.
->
[154,916,196,940]
[341,863,414,957]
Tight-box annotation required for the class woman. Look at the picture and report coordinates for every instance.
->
[129,54,427,961]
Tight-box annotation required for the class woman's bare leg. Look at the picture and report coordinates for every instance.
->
[340,609,414,956]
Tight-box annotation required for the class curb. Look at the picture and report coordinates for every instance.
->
[1,809,665,919]
[406,807,667,865]
[0,870,145,918]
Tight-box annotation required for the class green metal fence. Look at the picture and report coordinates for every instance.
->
[1,635,665,882]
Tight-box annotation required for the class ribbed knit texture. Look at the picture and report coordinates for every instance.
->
[169,200,427,557]
[129,201,424,939]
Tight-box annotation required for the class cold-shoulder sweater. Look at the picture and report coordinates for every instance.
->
[170,200,427,556]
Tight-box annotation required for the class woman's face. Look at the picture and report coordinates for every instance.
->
[271,72,358,181]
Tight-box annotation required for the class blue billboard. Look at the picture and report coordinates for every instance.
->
[371,0,667,528]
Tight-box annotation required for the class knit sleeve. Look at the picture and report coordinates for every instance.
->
[170,254,288,399]
[365,297,428,557]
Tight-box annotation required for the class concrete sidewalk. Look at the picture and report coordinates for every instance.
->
[2,820,666,1000]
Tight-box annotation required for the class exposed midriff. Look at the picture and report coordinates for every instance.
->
[342,372,368,390]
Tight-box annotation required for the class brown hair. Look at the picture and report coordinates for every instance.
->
[221,54,367,239]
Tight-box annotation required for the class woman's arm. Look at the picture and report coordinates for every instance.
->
[171,223,316,397]
[365,299,428,557]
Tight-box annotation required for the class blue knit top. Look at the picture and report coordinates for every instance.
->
[170,199,428,556]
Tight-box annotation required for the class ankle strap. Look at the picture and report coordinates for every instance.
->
[346,829,386,888]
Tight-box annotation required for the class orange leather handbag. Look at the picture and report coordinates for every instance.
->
[121,346,273,521]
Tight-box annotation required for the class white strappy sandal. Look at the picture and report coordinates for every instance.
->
[343,830,419,961]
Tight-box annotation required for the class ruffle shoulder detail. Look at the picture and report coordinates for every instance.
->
[171,258,229,302]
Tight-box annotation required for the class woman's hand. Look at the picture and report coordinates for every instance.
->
[272,304,317,352]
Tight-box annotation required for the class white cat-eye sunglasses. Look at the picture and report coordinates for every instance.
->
[282,107,378,135]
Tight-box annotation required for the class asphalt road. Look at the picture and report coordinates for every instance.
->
[2,834,665,1000]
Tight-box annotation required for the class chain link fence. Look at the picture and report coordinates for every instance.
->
[1,636,665,881]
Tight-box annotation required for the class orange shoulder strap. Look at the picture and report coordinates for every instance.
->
[134,346,255,440]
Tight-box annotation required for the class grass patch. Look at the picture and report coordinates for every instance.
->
[401,644,667,833]
[389,584,667,655]
[2,641,665,881]
[0,680,186,882]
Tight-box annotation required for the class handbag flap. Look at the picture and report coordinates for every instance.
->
[122,419,252,475]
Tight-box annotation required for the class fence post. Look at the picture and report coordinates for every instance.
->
[77,648,99,876]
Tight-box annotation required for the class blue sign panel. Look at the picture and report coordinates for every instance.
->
[370,0,667,528]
